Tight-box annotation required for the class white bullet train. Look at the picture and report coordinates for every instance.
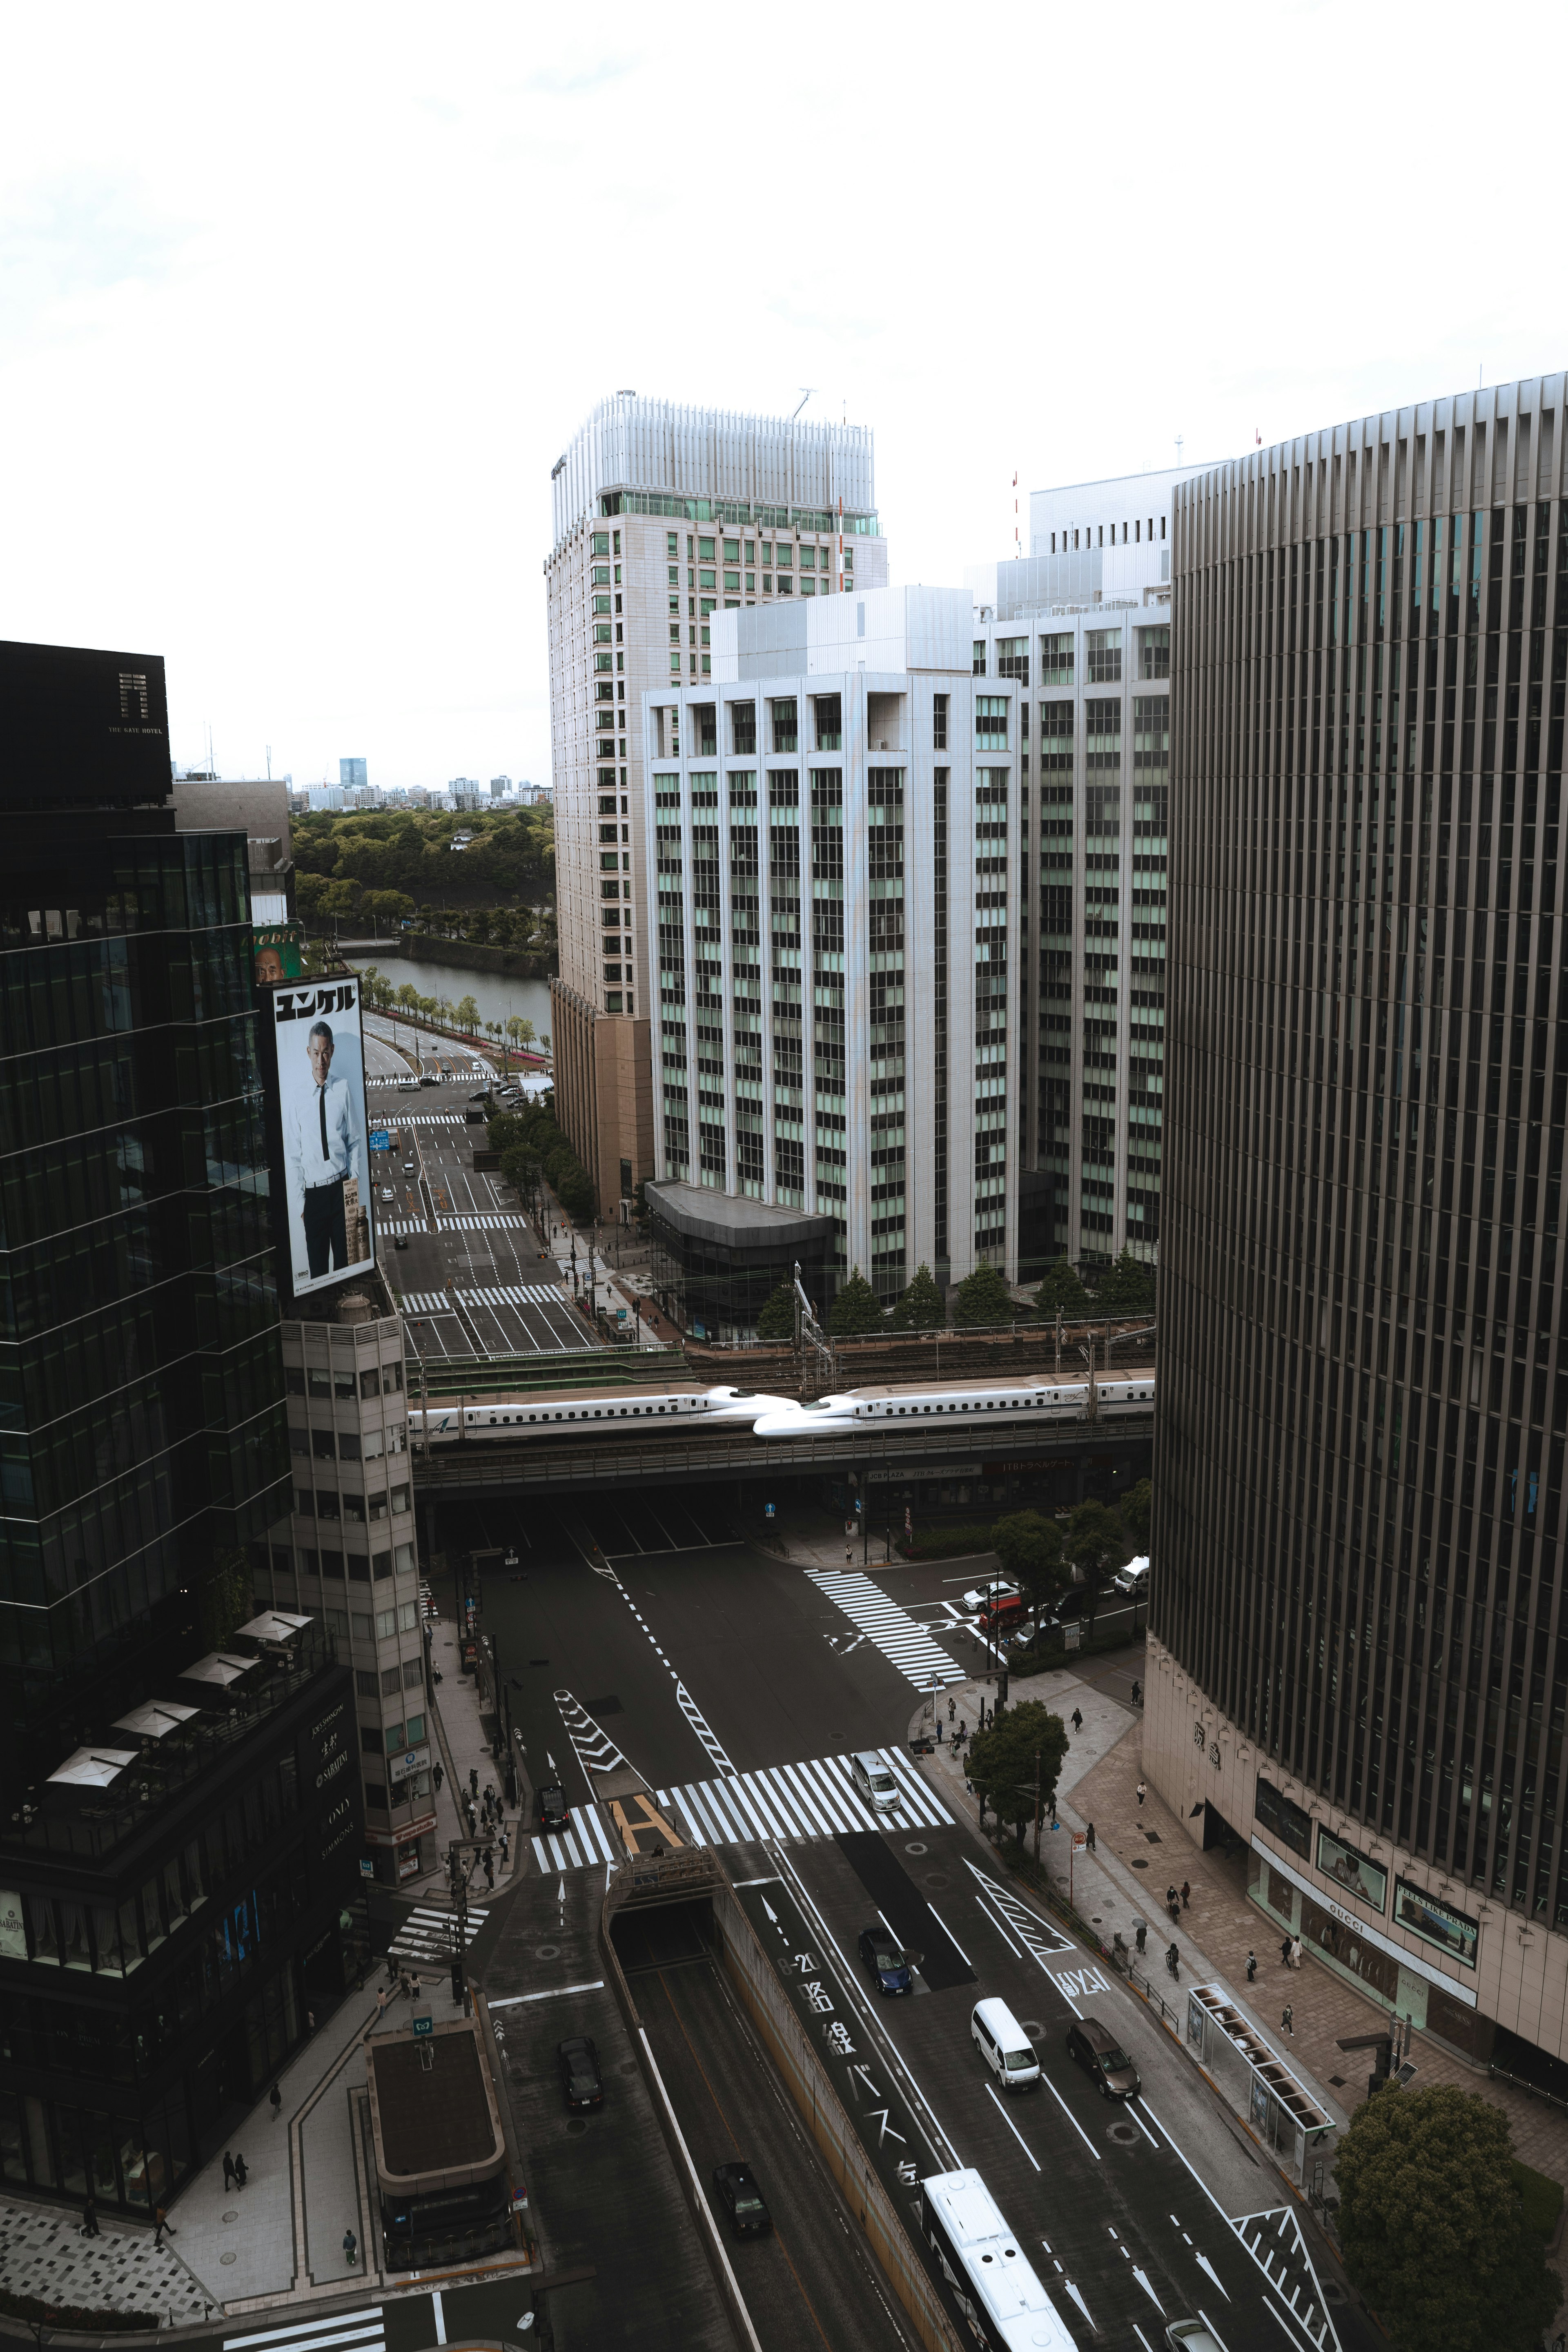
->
[407,1376,1155,1444]
[751,1376,1155,1438]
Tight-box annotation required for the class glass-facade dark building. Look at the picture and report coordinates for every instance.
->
[1150,376,1568,2076]
[0,641,365,2207]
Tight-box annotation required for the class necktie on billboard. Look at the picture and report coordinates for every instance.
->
[319,1087,328,1164]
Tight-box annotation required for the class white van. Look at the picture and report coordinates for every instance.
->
[1114,1555,1151,1596]
[850,1751,899,1812]
[971,1998,1040,2090]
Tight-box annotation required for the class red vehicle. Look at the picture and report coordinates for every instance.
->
[978,1591,1027,1636]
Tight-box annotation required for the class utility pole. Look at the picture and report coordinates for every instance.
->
[1033,1750,1042,1866]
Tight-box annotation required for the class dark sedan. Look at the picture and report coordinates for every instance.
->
[537,1781,570,1831]
[557,2036,602,2110]
[712,2160,771,2237]
[858,1926,913,1995]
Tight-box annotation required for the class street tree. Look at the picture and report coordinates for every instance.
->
[890,1262,945,1331]
[967,1700,1070,1842]
[951,1261,1014,1327]
[756,1281,796,1341]
[829,1267,885,1335]
[1335,2081,1560,2352]
[1033,1257,1090,1318]
[456,994,481,1035]
[1120,1478,1153,1551]
[989,1511,1066,1624]
[1065,1499,1127,1630]
[1096,1246,1156,1315]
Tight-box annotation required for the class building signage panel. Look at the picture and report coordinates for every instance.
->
[389,1744,430,1785]
[317,1791,357,1871]
[1251,1833,1477,2007]
[308,1696,352,1794]
[262,978,375,1303]
[1315,1824,1388,1915]
[1392,1876,1479,1970]
[0,1888,25,1960]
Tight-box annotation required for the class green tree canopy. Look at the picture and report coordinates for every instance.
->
[950,1261,1015,1327]
[1120,1478,1152,1551]
[890,1262,945,1330]
[966,1699,1070,1841]
[556,1163,596,1222]
[362,889,413,926]
[989,1511,1066,1619]
[456,994,481,1034]
[829,1267,885,1335]
[1033,1257,1090,1318]
[1065,1498,1127,1627]
[1335,2082,1560,2352]
[1096,1247,1156,1315]
[756,1281,796,1341]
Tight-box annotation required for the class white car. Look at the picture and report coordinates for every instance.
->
[961,1579,1019,1615]
[1114,1555,1151,1595]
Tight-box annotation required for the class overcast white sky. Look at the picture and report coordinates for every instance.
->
[1,1,1562,791]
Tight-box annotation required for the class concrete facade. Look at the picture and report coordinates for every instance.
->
[546,391,886,1214]
[641,586,1018,1319]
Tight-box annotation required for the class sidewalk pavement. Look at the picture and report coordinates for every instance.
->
[0,2192,218,2325]
[917,1664,1568,2195]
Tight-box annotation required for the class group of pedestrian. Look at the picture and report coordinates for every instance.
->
[1279,1932,1304,1970]
[221,2150,249,2194]
[1165,1880,1190,1924]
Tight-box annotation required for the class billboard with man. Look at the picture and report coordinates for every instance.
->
[264,977,374,1299]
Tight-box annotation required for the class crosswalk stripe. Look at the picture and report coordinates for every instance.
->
[225,2318,384,2352]
[564,1746,958,1871]
[806,1569,966,1689]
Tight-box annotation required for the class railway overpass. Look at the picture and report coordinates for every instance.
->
[409,1383,1155,1502]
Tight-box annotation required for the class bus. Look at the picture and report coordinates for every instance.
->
[919,2168,1076,2352]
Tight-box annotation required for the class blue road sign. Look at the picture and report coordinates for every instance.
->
[370,1129,391,1150]
[412,2013,433,2038]
[764,1503,776,1519]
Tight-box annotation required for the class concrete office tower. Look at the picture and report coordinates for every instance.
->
[1148,373,1568,2074]
[966,463,1214,1276]
[640,587,1018,1335]
[546,391,888,1214]
[341,757,368,790]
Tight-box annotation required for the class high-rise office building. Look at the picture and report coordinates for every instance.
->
[1149,373,1568,2076]
[966,462,1212,1277]
[640,587,1017,1333]
[340,757,368,790]
[546,391,887,1213]
[0,639,364,2210]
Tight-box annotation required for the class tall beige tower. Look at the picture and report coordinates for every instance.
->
[546,392,886,1210]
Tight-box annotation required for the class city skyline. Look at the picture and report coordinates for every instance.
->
[0,9,1559,793]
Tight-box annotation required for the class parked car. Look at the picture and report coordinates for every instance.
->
[557,2036,602,2110]
[537,1782,570,1831]
[711,2160,772,2237]
[858,1927,913,1995]
[1065,2015,1141,2099]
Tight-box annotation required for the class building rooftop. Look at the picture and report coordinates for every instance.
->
[646,1180,837,1254]
[366,2017,506,2188]
[710,584,974,682]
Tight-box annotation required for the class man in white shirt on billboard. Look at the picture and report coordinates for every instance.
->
[288,1019,363,1280]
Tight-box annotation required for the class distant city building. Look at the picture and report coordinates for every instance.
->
[642,586,1017,1334]
[308,783,345,812]
[547,390,888,1211]
[340,756,368,789]
[489,775,510,798]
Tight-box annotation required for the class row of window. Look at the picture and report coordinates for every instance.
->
[283,1361,403,1401]
[1046,517,1167,552]
[294,1483,410,1523]
[976,627,1169,686]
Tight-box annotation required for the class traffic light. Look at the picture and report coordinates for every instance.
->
[450,1960,464,2005]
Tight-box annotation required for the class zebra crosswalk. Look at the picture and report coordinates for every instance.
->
[225,2307,384,2352]
[457,1282,572,1309]
[394,1291,457,1315]
[806,1568,967,1689]
[532,1798,622,1875]
[438,1212,532,1230]
[379,1219,428,1236]
[385,1901,490,1967]
[657,1743,953,1846]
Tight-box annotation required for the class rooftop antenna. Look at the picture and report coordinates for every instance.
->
[265,743,272,781]
[790,387,815,421]
[1013,471,1020,562]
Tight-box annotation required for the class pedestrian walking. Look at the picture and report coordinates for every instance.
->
[1246,1950,1257,1982]
[1071,1707,1083,1734]
[1167,1895,1181,1925]
[233,2154,248,2189]
[1166,1943,1180,1980]
[376,1983,389,2022]
[343,2228,358,2268]
[1280,1935,1293,1967]
[154,2204,175,2247]
[432,1760,443,1792]
[1281,2003,1294,2036]
[484,1850,495,1889]
[1166,1884,1178,1911]
[845,1541,854,1565]
[1131,1680,1142,1706]
[948,1697,956,1723]
[1136,1779,1147,1807]
[223,2151,236,2192]
[1291,1936,1303,1970]
[269,2083,282,2122]
[80,2196,99,2237]
[1085,1821,1096,1852]
[469,1767,479,1797]
[410,1972,422,2004]
[399,1970,412,2002]
[387,1952,400,1985]
[1180,1879,1190,1909]
[1134,1920,1147,1955]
